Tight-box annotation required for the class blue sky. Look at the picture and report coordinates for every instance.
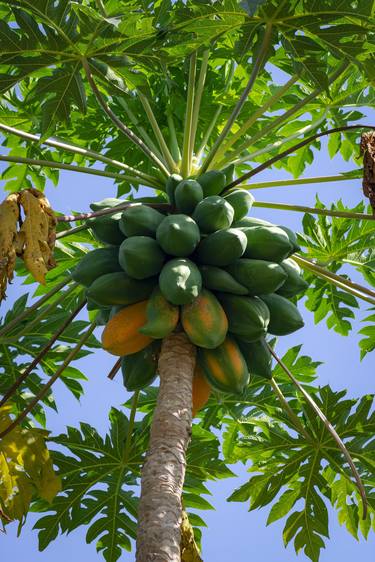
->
[1,127,374,560]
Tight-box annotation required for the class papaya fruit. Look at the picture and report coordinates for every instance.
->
[241,225,293,263]
[90,197,124,211]
[118,236,166,279]
[121,340,160,391]
[86,294,106,311]
[87,272,156,306]
[234,216,274,228]
[195,228,247,266]
[198,336,249,394]
[71,246,122,287]
[181,289,228,349]
[192,196,234,233]
[119,204,165,237]
[175,179,203,214]
[236,337,273,380]
[88,213,125,245]
[222,164,234,185]
[260,293,304,335]
[102,300,152,356]
[95,308,112,325]
[223,188,254,222]
[192,365,211,416]
[199,265,248,295]
[139,287,179,338]
[159,258,202,305]
[278,226,301,254]
[277,258,308,298]
[166,173,183,206]
[226,258,287,295]
[156,214,200,257]
[196,170,226,197]
[217,293,270,342]
[110,304,126,318]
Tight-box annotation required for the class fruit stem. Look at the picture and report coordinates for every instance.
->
[0,154,161,189]
[0,277,71,338]
[253,201,375,221]
[0,122,161,186]
[267,342,368,520]
[181,51,197,177]
[138,92,179,172]
[0,300,86,408]
[107,358,122,380]
[190,49,210,161]
[227,125,375,190]
[200,23,273,174]
[293,255,375,305]
[0,321,97,440]
[82,58,169,176]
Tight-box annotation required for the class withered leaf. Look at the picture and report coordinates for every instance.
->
[0,193,19,302]
[17,188,57,285]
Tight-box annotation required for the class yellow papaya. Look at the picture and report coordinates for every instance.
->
[181,289,228,349]
[101,300,152,356]
[192,365,211,416]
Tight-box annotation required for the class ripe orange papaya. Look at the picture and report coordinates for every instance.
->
[101,300,152,356]
[181,289,228,349]
[192,365,211,416]
[198,336,249,394]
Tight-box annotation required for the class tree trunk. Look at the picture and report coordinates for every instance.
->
[136,331,196,562]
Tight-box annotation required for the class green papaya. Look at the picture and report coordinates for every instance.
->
[175,179,203,214]
[86,294,109,311]
[119,204,165,237]
[159,258,202,305]
[139,287,179,338]
[226,258,287,295]
[156,214,200,257]
[234,216,274,228]
[195,228,247,266]
[71,246,122,287]
[121,341,160,391]
[192,196,234,233]
[278,226,301,254]
[87,272,156,306]
[90,198,124,211]
[166,173,183,206]
[95,308,112,325]
[88,213,125,245]
[277,258,308,298]
[217,293,270,342]
[222,164,235,185]
[237,337,273,380]
[119,236,166,279]
[260,293,304,335]
[200,265,248,295]
[223,188,254,222]
[196,170,226,196]
[241,225,293,263]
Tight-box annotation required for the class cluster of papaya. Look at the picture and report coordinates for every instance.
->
[72,168,308,416]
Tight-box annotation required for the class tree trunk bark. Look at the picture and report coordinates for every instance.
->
[136,331,196,562]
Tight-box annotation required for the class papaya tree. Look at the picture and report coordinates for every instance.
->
[0,1,374,561]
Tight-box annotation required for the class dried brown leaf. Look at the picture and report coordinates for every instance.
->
[0,193,19,302]
[17,189,57,285]
[360,131,375,215]
[180,510,203,562]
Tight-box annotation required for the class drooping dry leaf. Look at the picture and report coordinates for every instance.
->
[0,193,20,302]
[0,405,61,524]
[17,188,57,284]
[360,131,375,214]
[180,510,202,562]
